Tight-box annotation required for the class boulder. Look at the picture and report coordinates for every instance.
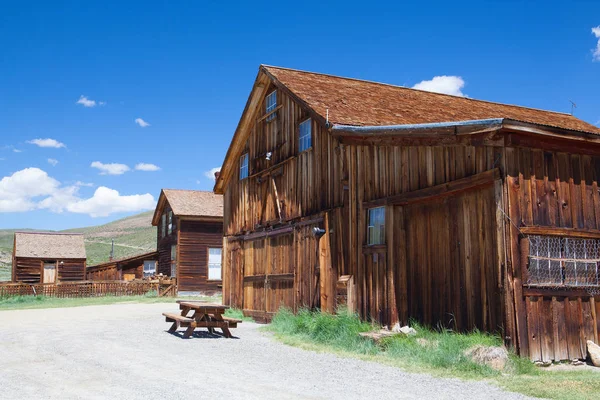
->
[391,324,417,336]
[464,345,509,371]
[587,340,600,367]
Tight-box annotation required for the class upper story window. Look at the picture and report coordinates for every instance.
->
[299,118,312,152]
[265,90,277,122]
[168,211,173,235]
[367,207,385,245]
[240,153,249,180]
[526,235,600,288]
[161,213,166,238]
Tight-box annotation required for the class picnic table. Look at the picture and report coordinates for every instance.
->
[162,301,242,338]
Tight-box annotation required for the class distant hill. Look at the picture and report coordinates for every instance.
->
[0,211,157,281]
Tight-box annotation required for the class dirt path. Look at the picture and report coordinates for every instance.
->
[0,303,531,400]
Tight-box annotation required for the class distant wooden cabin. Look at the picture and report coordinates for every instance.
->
[215,65,600,362]
[12,232,86,283]
[151,189,223,294]
[86,251,158,281]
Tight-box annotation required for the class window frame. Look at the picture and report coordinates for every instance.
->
[168,210,173,235]
[265,90,277,122]
[170,244,177,278]
[143,260,156,278]
[367,207,386,246]
[239,153,249,180]
[207,247,223,281]
[298,118,312,153]
[161,213,166,238]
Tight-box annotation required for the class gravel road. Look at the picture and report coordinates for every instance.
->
[0,303,532,400]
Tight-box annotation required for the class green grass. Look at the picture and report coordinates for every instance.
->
[267,309,600,400]
[0,293,221,311]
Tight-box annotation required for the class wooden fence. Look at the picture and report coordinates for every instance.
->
[0,280,169,298]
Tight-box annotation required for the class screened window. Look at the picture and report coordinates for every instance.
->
[265,90,277,122]
[168,211,173,235]
[527,235,600,287]
[170,245,177,278]
[161,213,166,238]
[367,207,385,245]
[299,119,312,152]
[208,248,222,280]
[240,153,249,180]
[143,260,156,278]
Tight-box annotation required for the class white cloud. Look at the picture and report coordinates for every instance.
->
[27,138,66,148]
[204,167,221,181]
[76,95,104,107]
[90,161,130,175]
[0,167,155,217]
[134,163,160,171]
[412,75,466,97]
[13,148,22,153]
[593,26,600,62]
[135,118,151,127]
[47,158,59,166]
[75,181,94,187]
[65,187,155,217]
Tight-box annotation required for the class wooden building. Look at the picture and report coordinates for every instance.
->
[215,65,600,361]
[12,232,86,283]
[86,251,158,281]
[151,189,223,293]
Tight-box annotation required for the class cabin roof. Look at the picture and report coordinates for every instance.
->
[152,189,223,225]
[14,232,86,259]
[87,250,158,270]
[262,65,600,134]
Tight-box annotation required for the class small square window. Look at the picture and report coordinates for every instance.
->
[299,119,312,152]
[367,207,385,245]
[265,91,277,122]
[240,153,249,180]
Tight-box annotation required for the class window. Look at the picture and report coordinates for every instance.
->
[265,90,277,122]
[168,211,173,235]
[161,213,166,238]
[299,119,312,152]
[208,248,222,280]
[170,245,177,278]
[527,235,600,287]
[143,260,156,278]
[240,153,249,180]
[367,207,385,245]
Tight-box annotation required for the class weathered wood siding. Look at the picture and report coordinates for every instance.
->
[504,146,600,360]
[156,203,177,276]
[178,220,222,293]
[223,86,344,236]
[13,258,86,283]
[87,265,119,281]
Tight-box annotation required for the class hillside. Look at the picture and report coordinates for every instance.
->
[0,211,157,281]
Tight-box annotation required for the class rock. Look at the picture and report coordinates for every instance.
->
[396,325,417,336]
[464,345,509,371]
[587,341,600,367]
[391,322,401,332]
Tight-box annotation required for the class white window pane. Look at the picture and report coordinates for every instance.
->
[208,264,222,280]
[208,248,222,264]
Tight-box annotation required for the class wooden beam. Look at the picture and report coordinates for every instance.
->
[364,168,501,208]
[519,226,600,240]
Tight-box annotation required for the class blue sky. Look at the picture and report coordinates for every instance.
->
[1,1,599,230]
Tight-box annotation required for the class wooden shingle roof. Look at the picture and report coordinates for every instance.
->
[152,189,223,225]
[14,232,86,259]
[262,66,600,134]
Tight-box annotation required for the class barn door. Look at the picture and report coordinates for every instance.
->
[43,262,57,283]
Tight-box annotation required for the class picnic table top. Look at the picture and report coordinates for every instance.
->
[176,301,229,311]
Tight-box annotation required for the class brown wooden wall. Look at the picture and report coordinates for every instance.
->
[157,202,178,276]
[14,258,86,283]
[504,146,600,360]
[87,265,119,281]
[223,86,345,236]
[178,220,223,293]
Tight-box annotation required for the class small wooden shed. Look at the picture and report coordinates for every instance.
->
[86,251,158,281]
[151,189,223,294]
[216,65,600,362]
[12,232,86,283]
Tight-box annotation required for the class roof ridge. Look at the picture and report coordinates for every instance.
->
[163,188,220,194]
[15,231,84,236]
[261,65,574,117]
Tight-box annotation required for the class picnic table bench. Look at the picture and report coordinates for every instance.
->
[163,301,242,338]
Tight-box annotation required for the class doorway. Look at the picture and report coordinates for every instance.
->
[43,262,57,283]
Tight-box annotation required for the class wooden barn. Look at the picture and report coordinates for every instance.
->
[151,189,223,294]
[86,251,158,281]
[215,65,600,362]
[12,232,86,283]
